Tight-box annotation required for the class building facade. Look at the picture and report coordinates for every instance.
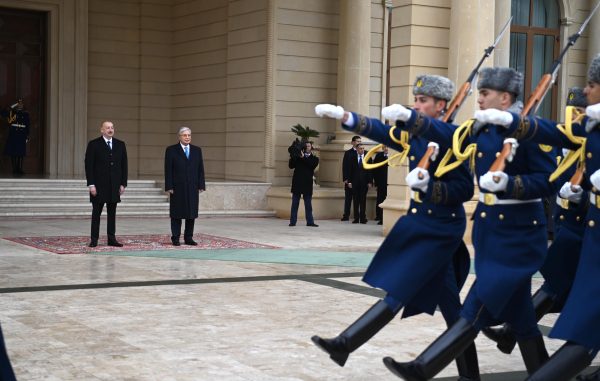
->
[0,0,598,228]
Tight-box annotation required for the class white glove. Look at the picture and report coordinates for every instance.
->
[315,104,345,119]
[591,169,600,190]
[428,142,440,162]
[382,104,411,122]
[406,167,430,193]
[586,103,600,120]
[474,109,514,127]
[479,171,509,193]
[559,182,583,204]
[503,138,519,162]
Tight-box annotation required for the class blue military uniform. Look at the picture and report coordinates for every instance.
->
[2,104,30,174]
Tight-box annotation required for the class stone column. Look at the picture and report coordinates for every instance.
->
[319,0,373,188]
[447,0,495,123]
[494,0,511,67]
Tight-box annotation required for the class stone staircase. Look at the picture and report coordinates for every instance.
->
[0,178,276,218]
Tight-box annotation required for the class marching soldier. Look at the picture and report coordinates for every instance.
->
[481,87,589,355]
[500,54,600,381]
[2,98,30,175]
[312,75,480,380]
[382,67,558,379]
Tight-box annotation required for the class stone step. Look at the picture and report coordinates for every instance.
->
[0,179,157,188]
[0,187,165,195]
[0,209,276,218]
[0,195,169,203]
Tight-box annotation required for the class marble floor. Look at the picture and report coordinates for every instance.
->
[0,216,597,380]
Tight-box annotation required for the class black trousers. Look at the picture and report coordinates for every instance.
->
[343,184,353,218]
[376,185,387,221]
[171,218,195,240]
[353,189,367,221]
[91,202,117,240]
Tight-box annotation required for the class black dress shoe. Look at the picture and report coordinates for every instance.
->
[360,219,368,224]
[377,220,383,225]
[307,223,319,227]
[289,223,296,226]
[184,239,198,246]
[352,219,359,224]
[88,240,98,248]
[107,240,123,247]
[341,216,349,221]
[171,239,181,246]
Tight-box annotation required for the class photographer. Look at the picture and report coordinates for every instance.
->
[288,140,319,227]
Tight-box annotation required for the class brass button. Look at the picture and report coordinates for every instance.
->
[587,152,593,159]
[498,214,504,220]
[484,128,489,133]
[410,156,415,161]
[427,209,432,215]
[477,152,483,158]
[589,220,596,228]
[576,216,581,222]
[411,208,417,214]
[533,220,538,225]
[495,152,500,158]
[559,215,565,221]
[480,212,487,218]
[451,213,456,217]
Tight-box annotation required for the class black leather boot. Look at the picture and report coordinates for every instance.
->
[455,342,480,380]
[526,343,593,381]
[481,288,555,354]
[518,334,549,375]
[311,300,396,367]
[383,318,478,380]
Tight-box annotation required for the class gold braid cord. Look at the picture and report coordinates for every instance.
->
[362,126,410,169]
[434,119,477,177]
[549,106,587,182]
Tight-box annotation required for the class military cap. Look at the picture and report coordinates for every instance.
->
[566,87,587,108]
[589,54,600,84]
[413,75,455,102]
[477,67,523,97]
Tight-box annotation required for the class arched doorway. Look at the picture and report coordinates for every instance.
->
[0,6,46,176]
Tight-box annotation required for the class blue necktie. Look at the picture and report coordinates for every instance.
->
[107,140,112,150]
[358,155,362,165]
[184,146,189,159]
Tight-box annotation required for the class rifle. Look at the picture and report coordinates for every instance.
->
[419,16,512,178]
[489,1,600,180]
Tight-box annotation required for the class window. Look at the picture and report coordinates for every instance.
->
[509,0,560,119]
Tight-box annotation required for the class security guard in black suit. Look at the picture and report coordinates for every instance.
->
[2,98,30,175]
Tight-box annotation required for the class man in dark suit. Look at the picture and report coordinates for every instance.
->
[2,98,30,175]
[369,145,388,225]
[289,140,319,227]
[341,135,361,221]
[348,143,372,223]
[164,127,206,246]
[85,120,128,248]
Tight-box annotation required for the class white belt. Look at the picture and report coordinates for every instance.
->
[479,193,541,206]
[556,195,570,209]
[591,193,600,208]
[11,124,26,128]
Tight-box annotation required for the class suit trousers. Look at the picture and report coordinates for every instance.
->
[353,189,367,221]
[171,218,195,240]
[91,202,117,240]
[343,184,352,218]
[376,185,387,221]
[290,192,314,225]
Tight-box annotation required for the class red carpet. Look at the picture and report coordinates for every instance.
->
[4,234,277,254]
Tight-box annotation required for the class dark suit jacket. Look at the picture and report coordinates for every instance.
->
[164,143,205,219]
[348,153,372,193]
[342,147,357,183]
[370,151,388,188]
[84,136,128,204]
[289,154,319,195]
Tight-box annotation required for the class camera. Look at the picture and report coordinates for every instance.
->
[288,138,305,158]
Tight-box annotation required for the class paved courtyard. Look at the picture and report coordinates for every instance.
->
[0,216,597,380]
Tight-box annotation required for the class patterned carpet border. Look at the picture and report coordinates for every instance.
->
[3,234,278,254]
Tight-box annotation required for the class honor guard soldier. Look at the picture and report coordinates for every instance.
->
[2,98,30,175]
[312,74,480,381]
[382,67,558,379]
[482,87,589,356]
[500,54,600,381]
